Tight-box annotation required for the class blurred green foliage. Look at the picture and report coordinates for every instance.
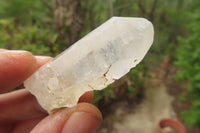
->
[93,85,114,104]
[0,0,52,24]
[0,0,192,56]
[0,0,57,56]
[175,0,200,126]
[0,19,58,56]
[0,0,199,126]
[128,64,148,97]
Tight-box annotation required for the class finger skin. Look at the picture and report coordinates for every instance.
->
[0,89,47,123]
[0,90,94,123]
[0,50,37,92]
[35,56,53,69]
[61,112,101,133]
[31,103,102,133]
[12,117,44,133]
[0,49,7,52]
[0,124,13,133]
[79,91,93,103]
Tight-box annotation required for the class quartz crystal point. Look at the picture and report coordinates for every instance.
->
[24,17,154,113]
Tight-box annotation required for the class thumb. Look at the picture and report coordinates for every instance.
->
[31,103,102,133]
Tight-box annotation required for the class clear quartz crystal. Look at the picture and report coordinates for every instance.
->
[24,17,154,113]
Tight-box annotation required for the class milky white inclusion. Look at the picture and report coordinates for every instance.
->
[24,17,154,113]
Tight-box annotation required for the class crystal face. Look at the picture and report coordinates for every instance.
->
[24,17,154,113]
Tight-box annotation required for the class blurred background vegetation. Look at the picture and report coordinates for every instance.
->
[0,0,200,130]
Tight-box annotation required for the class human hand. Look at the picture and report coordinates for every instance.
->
[0,49,102,133]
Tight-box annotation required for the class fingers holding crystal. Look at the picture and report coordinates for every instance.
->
[31,103,102,133]
[0,89,47,123]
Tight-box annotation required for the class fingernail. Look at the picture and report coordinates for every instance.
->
[35,56,53,68]
[62,112,102,133]
[35,56,53,60]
